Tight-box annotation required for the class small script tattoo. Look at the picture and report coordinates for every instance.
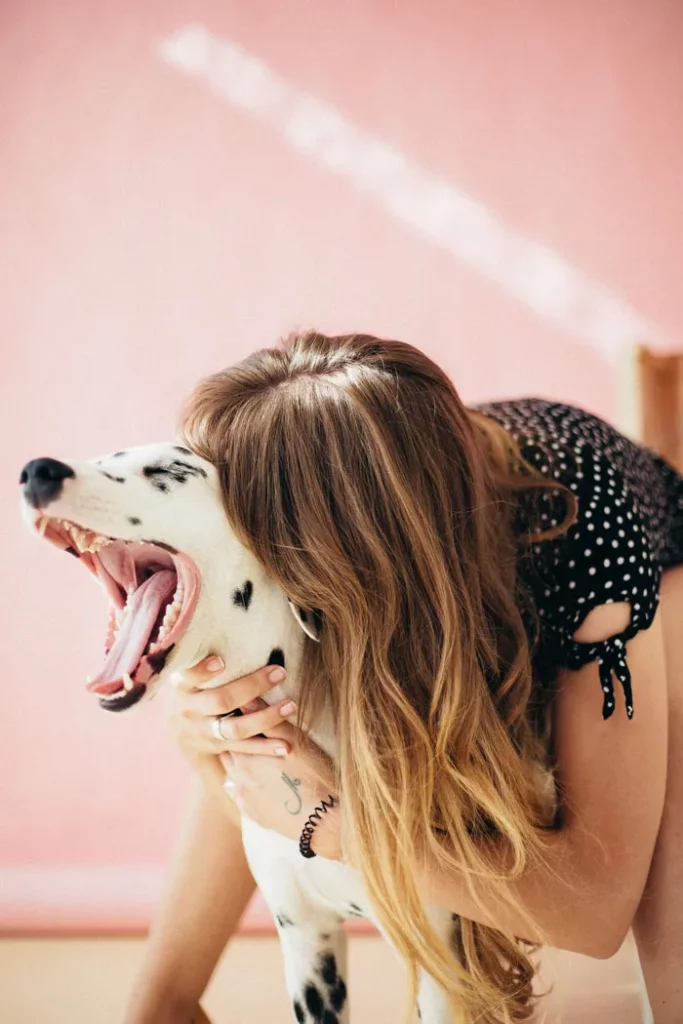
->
[281,772,303,815]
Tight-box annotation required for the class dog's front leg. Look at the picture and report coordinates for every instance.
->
[414,909,461,1024]
[275,911,349,1024]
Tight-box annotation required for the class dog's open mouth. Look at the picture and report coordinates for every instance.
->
[32,514,200,711]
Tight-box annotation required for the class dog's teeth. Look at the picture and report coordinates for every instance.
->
[84,535,110,553]
[86,675,93,684]
[36,516,49,538]
[123,672,134,692]
[106,688,126,700]
[69,526,91,552]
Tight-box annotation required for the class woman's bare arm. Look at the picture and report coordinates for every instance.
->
[125,759,256,1024]
[416,608,668,957]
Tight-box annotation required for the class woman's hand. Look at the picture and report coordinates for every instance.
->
[220,735,343,860]
[165,655,343,859]
[166,656,299,763]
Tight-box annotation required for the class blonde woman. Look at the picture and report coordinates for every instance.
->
[126,332,683,1024]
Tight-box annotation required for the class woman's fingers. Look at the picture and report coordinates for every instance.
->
[171,724,291,758]
[169,654,227,691]
[172,662,288,716]
[210,698,297,744]
[166,657,296,760]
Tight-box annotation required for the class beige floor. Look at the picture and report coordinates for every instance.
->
[0,934,651,1023]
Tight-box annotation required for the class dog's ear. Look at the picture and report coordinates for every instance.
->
[287,599,322,642]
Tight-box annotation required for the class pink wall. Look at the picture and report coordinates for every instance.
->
[2,0,682,930]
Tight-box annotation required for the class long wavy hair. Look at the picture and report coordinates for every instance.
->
[180,331,576,1023]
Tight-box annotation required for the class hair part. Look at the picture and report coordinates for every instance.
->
[180,331,576,1023]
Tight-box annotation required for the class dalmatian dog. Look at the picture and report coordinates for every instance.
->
[19,443,528,1024]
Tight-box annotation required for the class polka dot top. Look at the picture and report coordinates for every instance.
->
[474,399,683,721]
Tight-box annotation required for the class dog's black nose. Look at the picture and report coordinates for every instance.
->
[19,458,75,509]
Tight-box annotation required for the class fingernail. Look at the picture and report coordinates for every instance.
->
[241,699,261,713]
[268,666,286,684]
[279,700,296,716]
[274,746,289,757]
[206,656,224,673]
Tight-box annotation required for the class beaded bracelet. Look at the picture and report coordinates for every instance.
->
[298,795,338,859]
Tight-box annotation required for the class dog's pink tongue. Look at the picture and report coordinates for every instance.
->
[87,570,177,695]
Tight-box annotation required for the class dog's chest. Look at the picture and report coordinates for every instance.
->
[241,818,371,923]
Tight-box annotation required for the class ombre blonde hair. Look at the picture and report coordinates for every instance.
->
[180,332,577,1023]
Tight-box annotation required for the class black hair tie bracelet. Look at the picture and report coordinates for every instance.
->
[299,795,338,859]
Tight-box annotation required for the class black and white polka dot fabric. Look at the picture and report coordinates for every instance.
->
[475,399,683,720]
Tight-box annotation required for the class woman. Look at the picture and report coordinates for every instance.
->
[126,332,683,1024]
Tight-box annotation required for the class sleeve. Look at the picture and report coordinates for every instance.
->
[549,452,662,721]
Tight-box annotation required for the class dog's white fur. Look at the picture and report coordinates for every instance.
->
[22,442,464,1023]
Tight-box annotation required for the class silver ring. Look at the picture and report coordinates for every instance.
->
[211,716,227,742]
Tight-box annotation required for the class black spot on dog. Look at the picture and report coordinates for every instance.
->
[146,644,175,675]
[321,1012,339,1024]
[65,546,79,558]
[174,446,192,455]
[296,607,323,635]
[140,540,178,554]
[112,451,127,458]
[172,458,207,479]
[320,932,330,942]
[128,517,142,526]
[143,461,207,488]
[329,978,347,1013]
[293,1001,305,1024]
[100,471,126,483]
[267,647,286,669]
[347,902,364,918]
[319,953,337,987]
[304,984,325,1019]
[275,913,294,928]
[232,580,253,610]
